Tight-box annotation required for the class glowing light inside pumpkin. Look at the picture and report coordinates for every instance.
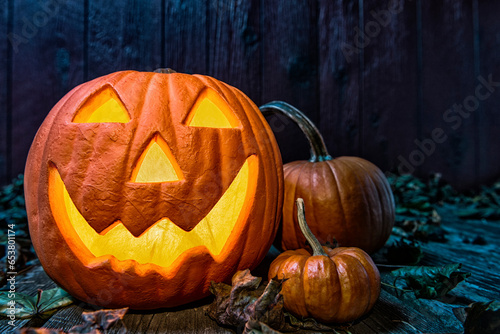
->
[186,88,241,128]
[131,135,183,183]
[73,86,130,123]
[48,155,258,267]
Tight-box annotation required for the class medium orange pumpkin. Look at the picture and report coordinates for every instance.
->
[268,198,380,323]
[260,101,395,254]
[24,70,283,309]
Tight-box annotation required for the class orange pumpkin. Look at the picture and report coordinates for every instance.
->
[268,198,380,323]
[260,101,395,254]
[24,70,283,309]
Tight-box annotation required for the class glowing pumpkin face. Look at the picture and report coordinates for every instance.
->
[24,71,283,309]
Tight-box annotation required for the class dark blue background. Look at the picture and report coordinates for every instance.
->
[1,0,499,189]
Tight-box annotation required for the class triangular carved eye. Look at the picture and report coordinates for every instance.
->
[73,85,130,123]
[131,135,183,183]
[185,89,241,128]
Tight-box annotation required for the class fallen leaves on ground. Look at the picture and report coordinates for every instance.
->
[453,300,500,334]
[385,238,424,265]
[69,307,128,334]
[207,269,336,333]
[389,263,471,299]
[207,269,289,332]
[0,287,73,319]
[16,307,128,334]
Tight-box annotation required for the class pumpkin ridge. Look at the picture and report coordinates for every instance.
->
[330,255,360,321]
[239,92,283,181]
[43,78,100,192]
[281,165,296,249]
[65,72,140,230]
[352,157,395,244]
[116,75,157,224]
[324,161,347,244]
[29,82,79,261]
[348,158,389,249]
[359,158,395,243]
[231,92,278,266]
[344,158,382,248]
[290,162,311,249]
[297,164,314,248]
[317,256,341,321]
[192,75,228,101]
[109,72,157,228]
[329,257,344,321]
[206,82,244,206]
[307,164,321,245]
[299,255,314,317]
[341,252,373,316]
[336,247,381,308]
[336,158,375,249]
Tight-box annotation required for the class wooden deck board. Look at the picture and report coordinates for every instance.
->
[1,212,499,333]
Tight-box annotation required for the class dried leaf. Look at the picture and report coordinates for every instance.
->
[16,329,66,334]
[0,291,37,319]
[0,175,37,278]
[390,263,471,299]
[387,172,457,209]
[385,238,423,265]
[453,300,500,334]
[207,269,292,332]
[243,320,283,334]
[36,288,75,318]
[458,206,500,220]
[69,307,128,334]
[0,175,29,239]
[208,269,342,332]
[413,223,447,242]
[0,287,73,319]
[16,308,127,334]
[393,218,447,243]
[387,172,500,224]
[285,312,338,332]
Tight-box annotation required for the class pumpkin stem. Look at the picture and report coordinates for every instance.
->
[296,198,328,256]
[259,101,332,163]
[154,68,177,74]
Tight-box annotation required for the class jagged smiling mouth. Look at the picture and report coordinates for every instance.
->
[48,155,258,268]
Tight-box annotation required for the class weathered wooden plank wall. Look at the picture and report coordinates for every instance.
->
[318,0,361,159]
[164,0,207,75]
[10,0,85,182]
[478,1,500,187]
[208,0,262,120]
[361,0,419,175]
[0,0,8,185]
[1,0,500,189]
[87,0,163,78]
[262,0,319,163]
[421,0,476,186]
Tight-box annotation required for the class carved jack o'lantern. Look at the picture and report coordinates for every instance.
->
[24,70,283,309]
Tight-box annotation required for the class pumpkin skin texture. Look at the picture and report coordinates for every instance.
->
[24,70,283,309]
[260,102,394,254]
[282,157,394,254]
[268,199,380,324]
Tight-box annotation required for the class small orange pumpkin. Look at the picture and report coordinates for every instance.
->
[261,101,395,254]
[268,198,380,324]
[24,70,283,309]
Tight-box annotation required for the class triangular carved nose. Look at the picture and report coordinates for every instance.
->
[131,135,183,183]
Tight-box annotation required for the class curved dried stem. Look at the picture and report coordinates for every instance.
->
[260,101,332,163]
[154,68,177,74]
[296,198,328,256]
